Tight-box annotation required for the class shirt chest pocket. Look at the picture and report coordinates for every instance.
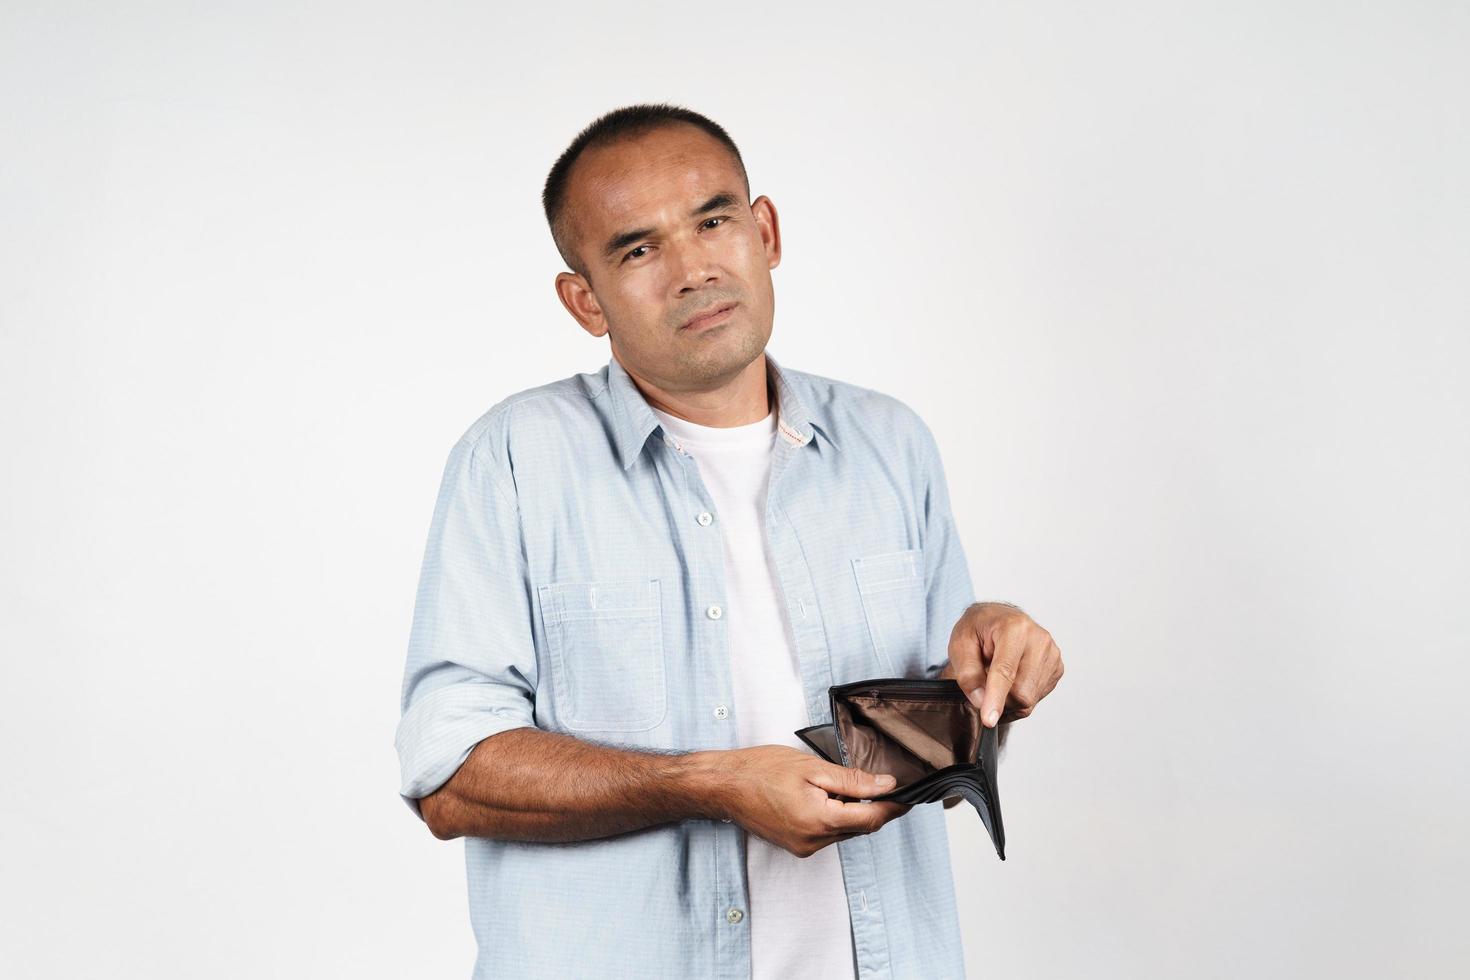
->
[851,548,926,675]
[537,577,667,733]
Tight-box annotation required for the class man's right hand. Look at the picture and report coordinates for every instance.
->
[716,745,912,858]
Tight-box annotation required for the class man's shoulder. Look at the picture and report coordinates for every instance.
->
[448,365,608,453]
[781,361,935,444]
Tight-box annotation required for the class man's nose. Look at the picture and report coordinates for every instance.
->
[670,238,718,291]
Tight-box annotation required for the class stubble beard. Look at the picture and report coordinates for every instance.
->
[672,321,767,389]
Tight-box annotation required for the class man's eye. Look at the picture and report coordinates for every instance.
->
[624,218,726,262]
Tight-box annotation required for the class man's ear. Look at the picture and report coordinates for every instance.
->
[555,270,609,338]
[751,195,781,270]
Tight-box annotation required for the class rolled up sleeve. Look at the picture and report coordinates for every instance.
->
[917,420,977,680]
[395,428,538,821]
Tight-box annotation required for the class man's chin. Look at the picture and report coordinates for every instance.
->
[679,330,765,383]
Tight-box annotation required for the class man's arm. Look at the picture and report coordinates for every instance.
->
[418,727,912,855]
[911,416,1020,800]
[417,727,724,841]
[916,414,974,685]
[396,428,544,823]
[922,413,1061,753]
[910,417,1063,732]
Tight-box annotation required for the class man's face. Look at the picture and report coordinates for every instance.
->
[554,124,781,392]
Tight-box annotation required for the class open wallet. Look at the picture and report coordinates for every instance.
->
[794,677,1006,860]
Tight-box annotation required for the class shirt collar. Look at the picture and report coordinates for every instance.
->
[605,349,838,471]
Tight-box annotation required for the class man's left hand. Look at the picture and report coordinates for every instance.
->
[939,601,1064,728]
[938,601,1063,808]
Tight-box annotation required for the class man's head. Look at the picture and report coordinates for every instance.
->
[542,103,781,393]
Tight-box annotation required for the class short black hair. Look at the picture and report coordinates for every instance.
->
[542,102,750,280]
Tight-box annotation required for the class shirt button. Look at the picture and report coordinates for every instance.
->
[713,703,729,720]
[706,604,723,620]
[726,907,744,924]
[697,511,713,526]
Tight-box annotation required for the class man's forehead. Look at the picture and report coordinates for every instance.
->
[574,129,741,222]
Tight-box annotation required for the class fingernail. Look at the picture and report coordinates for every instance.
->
[985,709,1000,727]
[876,774,896,789]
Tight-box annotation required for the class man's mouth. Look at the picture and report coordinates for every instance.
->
[681,302,738,331]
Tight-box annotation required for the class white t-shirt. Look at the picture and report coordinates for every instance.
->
[650,402,858,980]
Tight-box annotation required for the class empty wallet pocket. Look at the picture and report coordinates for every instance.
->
[832,690,981,789]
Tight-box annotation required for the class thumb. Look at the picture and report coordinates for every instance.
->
[809,763,898,799]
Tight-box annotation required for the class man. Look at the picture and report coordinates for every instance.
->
[395,103,1064,979]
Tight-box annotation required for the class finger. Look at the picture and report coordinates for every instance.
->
[979,621,1025,728]
[1004,629,1051,717]
[807,763,897,800]
[821,798,911,832]
[1042,638,1065,697]
[998,703,1034,722]
[817,827,877,851]
[947,619,988,710]
[940,655,987,699]
[1002,636,1062,721]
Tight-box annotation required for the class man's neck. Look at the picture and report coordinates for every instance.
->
[618,351,772,428]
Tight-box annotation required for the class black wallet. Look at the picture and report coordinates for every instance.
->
[794,677,1006,860]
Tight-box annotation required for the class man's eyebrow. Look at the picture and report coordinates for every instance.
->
[601,192,743,260]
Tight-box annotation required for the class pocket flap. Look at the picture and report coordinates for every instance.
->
[851,548,923,594]
[539,577,660,623]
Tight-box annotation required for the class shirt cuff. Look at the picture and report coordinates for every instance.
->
[396,681,537,822]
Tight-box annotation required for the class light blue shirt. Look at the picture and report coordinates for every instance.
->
[396,350,978,979]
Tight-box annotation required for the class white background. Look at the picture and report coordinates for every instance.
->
[3,2,1466,977]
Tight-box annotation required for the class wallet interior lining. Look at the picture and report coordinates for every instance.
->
[834,695,982,789]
